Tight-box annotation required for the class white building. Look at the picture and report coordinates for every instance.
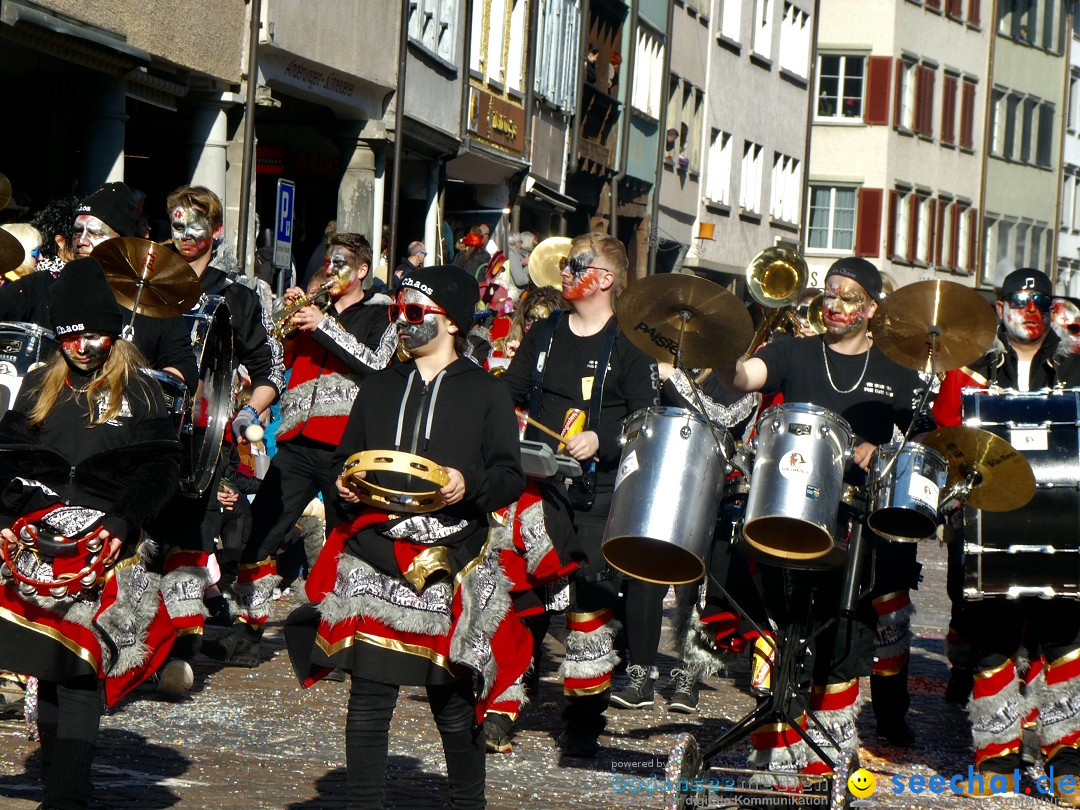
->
[1057,11,1080,296]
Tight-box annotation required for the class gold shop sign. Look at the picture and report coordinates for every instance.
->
[468,88,525,154]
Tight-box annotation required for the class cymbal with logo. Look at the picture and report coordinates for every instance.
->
[528,236,572,288]
[91,237,202,317]
[0,227,25,275]
[870,279,997,372]
[920,426,1035,511]
[616,273,754,367]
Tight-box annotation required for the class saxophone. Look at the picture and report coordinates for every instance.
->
[271,280,335,340]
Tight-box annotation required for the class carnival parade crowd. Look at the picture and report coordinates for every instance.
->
[0,176,1079,809]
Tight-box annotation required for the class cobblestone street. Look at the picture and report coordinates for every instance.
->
[0,540,1062,808]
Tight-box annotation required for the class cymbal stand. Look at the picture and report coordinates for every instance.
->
[672,310,738,470]
[119,252,157,341]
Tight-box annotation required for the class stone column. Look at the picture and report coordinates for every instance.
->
[424,161,439,267]
[189,95,238,207]
[335,126,377,240]
[81,77,127,192]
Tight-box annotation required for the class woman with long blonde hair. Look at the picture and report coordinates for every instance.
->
[0,257,180,810]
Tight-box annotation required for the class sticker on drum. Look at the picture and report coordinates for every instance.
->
[1010,428,1048,452]
[908,473,939,510]
[614,449,639,490]
[778,451,813,480]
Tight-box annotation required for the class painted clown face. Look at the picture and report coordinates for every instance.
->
[60,332,114,372]
[822,275,875,337]
[326,246,365,297]
[560,252,609,301]
[1051,298,1080,355]
[73,215,117,258]
[170,206,215,261]
[396,288,446,352]
[997,292,1049,345]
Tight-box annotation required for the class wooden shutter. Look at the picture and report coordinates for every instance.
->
[946,0,962,17]
[950,204,962,269]
[894,59,905,129]
[855,188,883,257]
[916,66,936,136]
[934,199,947,265]
[960,80,975,149]
[926,0,941,8]
[926,199,937,263]
[865,56,893,125]
[941,75,957,144]
[887,190,899,257]
[908,194,920,262]
[968,0,981,26]
[967,207,978,272]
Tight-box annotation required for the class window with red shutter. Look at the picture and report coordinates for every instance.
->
[942,75,957,144]
[926,199,938,263]
[894,60,904,130]
[935,198,947,265]
[855,188,883,257]
[968,0,980,26]
[926,0,941,9]
[950,204,961,268]
[908,194,920,262]
[960,79,976,149]
[967,207,978,273]
[946,0,962,18]
[865,56,893,125]
[887,190,899,257]
[914,67,926,134]
[923,67,936,136]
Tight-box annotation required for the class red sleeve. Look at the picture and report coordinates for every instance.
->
[933,368,982,427]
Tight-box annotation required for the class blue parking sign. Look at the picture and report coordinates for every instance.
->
[273,179,295,271]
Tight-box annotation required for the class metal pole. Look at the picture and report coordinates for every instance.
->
[648,0,676,274]
[389,0,410,272]
[237,0,262,272]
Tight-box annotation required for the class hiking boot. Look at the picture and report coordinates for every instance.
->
[610,664,657,709]
[668,666,701,714]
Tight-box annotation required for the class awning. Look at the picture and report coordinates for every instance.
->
[446,139,529,185]
[0,0,150,72]
[524,175,578,213]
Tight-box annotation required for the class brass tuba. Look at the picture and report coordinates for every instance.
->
[743,246,809,354]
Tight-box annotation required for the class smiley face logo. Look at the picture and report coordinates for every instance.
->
[848,768,877,798]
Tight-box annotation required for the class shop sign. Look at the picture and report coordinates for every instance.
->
[468,88,525,154]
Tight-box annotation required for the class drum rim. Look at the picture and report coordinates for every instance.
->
[757,401,853,436]
[623,404,710,426]
[0,321,56,340]
[872,440,948,469]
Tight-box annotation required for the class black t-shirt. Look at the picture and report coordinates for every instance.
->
[756,334,923,446]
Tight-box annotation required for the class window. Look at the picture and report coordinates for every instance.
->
[740,141,765,213]
[705,130,733,205]
[957,205,973,270]
[808,185,856,250]
[486,0,507,85]
[968,0,981,26]
[896,59,917,130]
[945,0,962,18]
[752,0,774,58]
[1037,102,1055,166]
[1013,222,1029,269]
[816,55,865,120]
[1031,224,1046,267]
[535,0,582,112]
[632,26,664,118]
[1069,71,1080,134]
[409,0,459,63]
[890,187,913,259]
[939,197,955,267]
[914,63,936,137]
[1020,97,1037,162]
[779,3,810,78]
[960,77,977,149]
[995,219,1014,274]
[941,73,958,145]
[916,193,933,263]
[666,77,705,173]
[770,152,801,223]
[506,0,527,93]
[1041,0,1056,50]
[1062,173,1075,231]
[469,0,483,73]
[719,0,741,41]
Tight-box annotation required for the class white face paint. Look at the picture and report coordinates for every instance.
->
[73,215,117,257]
[1051,299,1080,356]
[397,288,443,352]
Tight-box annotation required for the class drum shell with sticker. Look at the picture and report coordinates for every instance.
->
[742,403,853,564]
[868,442,948,542]
[601,406,728,585]
[0,322,58,416]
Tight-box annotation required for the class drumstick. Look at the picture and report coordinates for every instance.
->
[515,411,600,462]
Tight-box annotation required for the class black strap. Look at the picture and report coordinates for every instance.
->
[525,310,565,437]
[588,318,620,434]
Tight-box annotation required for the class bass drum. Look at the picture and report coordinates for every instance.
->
[0,322,58,416]
[182,295,235,495]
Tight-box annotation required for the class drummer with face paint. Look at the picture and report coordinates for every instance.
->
[727,256,928,784]
[209,232,399,670]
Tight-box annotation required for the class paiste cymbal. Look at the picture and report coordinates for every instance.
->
[0,173,11,211]
[616,273,754,367]
[920,426,1035,511]
[528,236,572,288]
[870,279,998,372]
[91,237,202,317]
[0,227,25,275]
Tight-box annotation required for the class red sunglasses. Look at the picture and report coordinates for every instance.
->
[389,302,447,324]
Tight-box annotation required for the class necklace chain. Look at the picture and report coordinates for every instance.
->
[822,335,871,394]
[65,376,98,395]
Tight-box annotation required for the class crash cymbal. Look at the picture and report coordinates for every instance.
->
[0,174,11,211]
[91,238,202,317]
[616,273,754,367]
[0,227,25,275]
[870,279,997,372]
[920,426,1035,511]
[528,236,572,289]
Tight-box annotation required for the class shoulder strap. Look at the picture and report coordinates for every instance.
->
[525,310,565,436]
[587,318,620,431]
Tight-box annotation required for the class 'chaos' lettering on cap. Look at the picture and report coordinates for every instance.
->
[401,277,434,296]
[55,324,85,335]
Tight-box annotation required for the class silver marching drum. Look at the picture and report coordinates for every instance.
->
[602,406,731,585]
[0,322,58,416]
[867,442,949,542]
[741,403,853,566]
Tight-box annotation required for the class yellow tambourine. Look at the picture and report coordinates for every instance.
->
[341,450,450,513]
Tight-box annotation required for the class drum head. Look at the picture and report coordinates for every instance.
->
[602,535,704,586]
[868,508,936,542]
[183,301,234,494]
[742,516,834,561]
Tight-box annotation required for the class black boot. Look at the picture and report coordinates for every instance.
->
[871,667,915,746]
[42,738,95,810]
[204,622,262,668]
[559,692,608,758]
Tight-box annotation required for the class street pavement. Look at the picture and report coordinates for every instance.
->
[0,539,1063,808]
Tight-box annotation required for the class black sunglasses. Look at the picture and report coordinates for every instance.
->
[559,255,606,276]
[1004,292,1052,311]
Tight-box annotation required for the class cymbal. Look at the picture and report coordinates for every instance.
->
[528,236,571,288]
[91,238,202,318]
[920,426,1035,511]
[0,227,25,275]
[870,279,997,372]
[0,173,11,211]
[616,273,754,367]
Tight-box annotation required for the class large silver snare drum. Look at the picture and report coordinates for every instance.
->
[0,321,57,415]
[182,295,235,494]
[742,403,853,564]
[602,406,730,585]
[868,442,948,542]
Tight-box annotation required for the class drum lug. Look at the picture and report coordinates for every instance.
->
[770,419,782,433]
[680,425,692,439]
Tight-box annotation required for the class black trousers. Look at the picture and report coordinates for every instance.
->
[242,439,343,565]
[345,676,484,808]
[37,675,101,810]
